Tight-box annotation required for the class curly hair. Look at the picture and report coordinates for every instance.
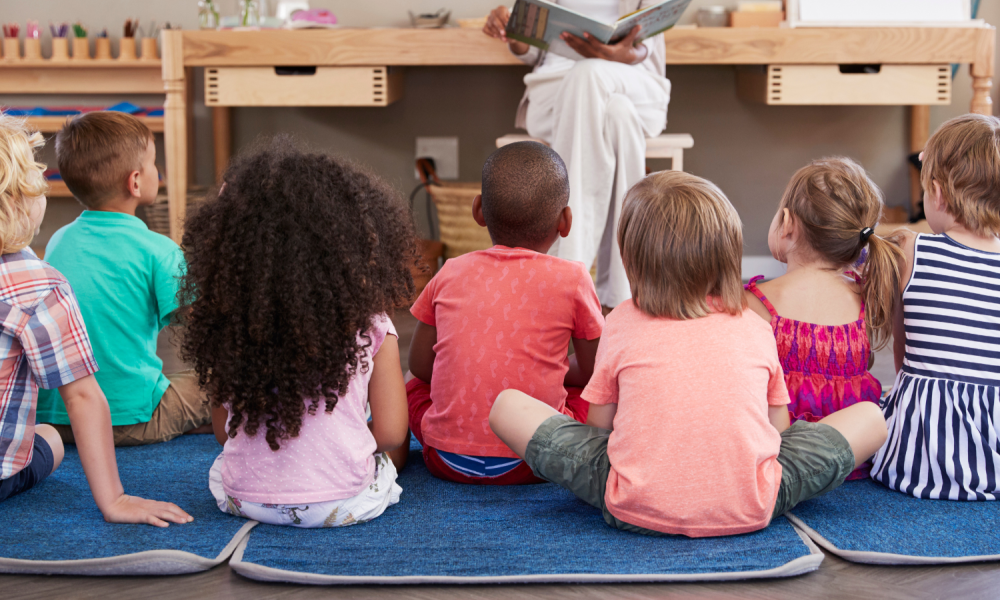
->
[179,138,419,450]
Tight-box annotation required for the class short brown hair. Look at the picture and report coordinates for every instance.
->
[921,113,1000,236]
[618,170,745,319]
[55,112,152,207]
[779,157,903,349]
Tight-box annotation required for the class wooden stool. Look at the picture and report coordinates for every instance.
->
[495,133,694,171]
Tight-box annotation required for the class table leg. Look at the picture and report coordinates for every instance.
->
[971,26,995,116]
[162,30,187,244]
[212,106,232,183]
[908,105,929,220]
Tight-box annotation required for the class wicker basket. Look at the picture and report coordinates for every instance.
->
[426,182,492,259]
[138,187,208,237]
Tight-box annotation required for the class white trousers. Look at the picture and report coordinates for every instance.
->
[525,59,671,308]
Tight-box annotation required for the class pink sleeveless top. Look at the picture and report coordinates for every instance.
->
[745,275,881,479]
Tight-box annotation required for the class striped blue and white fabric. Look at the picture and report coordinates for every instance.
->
[871,234,1000,500]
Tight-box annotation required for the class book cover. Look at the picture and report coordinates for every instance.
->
[506,0,693,59]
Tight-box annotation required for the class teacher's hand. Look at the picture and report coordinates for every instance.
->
[484,6,530,56]
[562,25,649,65]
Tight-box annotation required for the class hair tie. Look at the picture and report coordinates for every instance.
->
[860,227,874,244]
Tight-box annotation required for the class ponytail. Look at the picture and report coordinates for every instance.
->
[860,230,905,350]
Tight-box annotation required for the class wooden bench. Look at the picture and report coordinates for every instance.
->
[496,133,695,171]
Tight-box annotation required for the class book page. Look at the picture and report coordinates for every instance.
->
[507,0,617,56]
[611,0,693,43]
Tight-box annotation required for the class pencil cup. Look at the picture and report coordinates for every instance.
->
[50,37,69,61]
[118,37,137,61]
[23,38,41,60]
[72,37,90,60]
[3,39,20,61]
[94,38,111,60]
[140,37,158,60]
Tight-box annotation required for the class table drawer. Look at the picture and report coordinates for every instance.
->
[737,64,951,105]
[205,66,402,107]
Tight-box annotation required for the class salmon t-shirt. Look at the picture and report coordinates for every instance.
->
[411,245,604,457]
[583,302,789,537]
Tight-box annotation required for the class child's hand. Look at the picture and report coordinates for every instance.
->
[103,494,193,528]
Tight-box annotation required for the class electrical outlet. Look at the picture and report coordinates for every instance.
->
[416,137,459,180]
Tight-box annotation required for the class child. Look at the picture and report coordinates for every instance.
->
[0,113,192,526]
[490,170,888,537]
[744,157,903,480]
[406,142,604,485]
[181,140,413,528]
[36,112,211,446]
[406,141,604,484]
[872,114,1000,500]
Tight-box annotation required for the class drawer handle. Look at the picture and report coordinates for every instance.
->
[274,66,318,76]
[839,64,881,75]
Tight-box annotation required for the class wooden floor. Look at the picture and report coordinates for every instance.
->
[5,311,1000,599]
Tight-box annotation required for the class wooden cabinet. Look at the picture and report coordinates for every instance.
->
[205,66,403,107]
[737,64,951,105]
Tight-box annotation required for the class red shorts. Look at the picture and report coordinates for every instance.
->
[406,378,589,485]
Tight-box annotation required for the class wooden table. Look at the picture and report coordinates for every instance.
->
[161,26,995,242]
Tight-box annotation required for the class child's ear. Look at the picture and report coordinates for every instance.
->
[472,194,487,228]
[557,206,572,238]
[931,180,946,212]
[779,208,795,239]
[127,169,142,199]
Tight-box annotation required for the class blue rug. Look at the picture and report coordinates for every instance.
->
[787,479,1000,565]
[231,443,822,584]
[0,435,254,575]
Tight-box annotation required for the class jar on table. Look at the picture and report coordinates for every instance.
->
[240,0,261,27]
[696,6,730,27]
[198,0,220,30]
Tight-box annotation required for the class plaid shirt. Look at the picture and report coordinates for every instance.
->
[0,248,98,480]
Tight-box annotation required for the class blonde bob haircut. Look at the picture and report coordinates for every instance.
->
[618,170,746,320]
[0,113,46,255]
[920,113,1000,237]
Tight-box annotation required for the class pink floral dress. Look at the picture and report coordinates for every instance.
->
[745,275,882,480]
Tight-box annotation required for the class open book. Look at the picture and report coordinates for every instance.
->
[506,0,693,60]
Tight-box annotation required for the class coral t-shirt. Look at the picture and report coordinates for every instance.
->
[411,245,604,457]
[583,302,789,537]
[220,315,396,504]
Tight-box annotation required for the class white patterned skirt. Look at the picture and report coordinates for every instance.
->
[209,452,402,527]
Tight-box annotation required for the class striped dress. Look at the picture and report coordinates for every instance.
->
[871,234,1000,500]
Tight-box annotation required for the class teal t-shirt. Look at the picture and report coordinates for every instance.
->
[36,211,185,426]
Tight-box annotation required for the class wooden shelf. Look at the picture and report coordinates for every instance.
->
[46,181,73,198]
[24,114,164,133]
[46,179,166,198]
[0,59,160,68]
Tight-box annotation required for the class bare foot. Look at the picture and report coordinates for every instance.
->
[185,424,215,435]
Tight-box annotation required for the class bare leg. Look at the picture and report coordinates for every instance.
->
[489,389,561,459]
[34,424,65,474]
[387,429,410,472]
[818,402,888,469]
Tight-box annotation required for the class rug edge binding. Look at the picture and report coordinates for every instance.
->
[786,512,1000,566]
[228,529,823,585]
[0,520,257,576]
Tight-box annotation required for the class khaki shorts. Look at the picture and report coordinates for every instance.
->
[524,415,855,536]
[53,370,212,447]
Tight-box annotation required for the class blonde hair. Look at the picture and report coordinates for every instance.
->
[779,157,903,349]
[0,113,46,254]
[618,170,746,319]
[55,111,152,208]
[920,113,1000,236]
